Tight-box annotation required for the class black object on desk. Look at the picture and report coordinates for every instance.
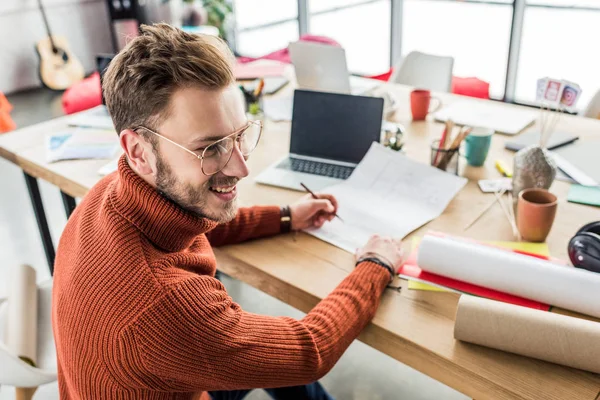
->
[504,131,579,152]
[569,221,600,274]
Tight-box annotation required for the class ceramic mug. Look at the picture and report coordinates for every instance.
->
[410,89,442,121]
[517,188,558,242]
[464,127,494,167]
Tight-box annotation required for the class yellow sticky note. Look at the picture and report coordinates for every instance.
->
[408,281,449,292]
[489,241,549,257]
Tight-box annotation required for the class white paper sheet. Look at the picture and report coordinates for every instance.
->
[263,95,293,122]
[417,235,600,318]
[305,143,467,253]
[67,105,114,130]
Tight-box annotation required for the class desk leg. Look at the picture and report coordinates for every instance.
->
[23,173,55,275]
[61,191,77,218]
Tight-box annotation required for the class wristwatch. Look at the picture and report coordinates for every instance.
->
[280,205,292,233]
[356,255,395,283]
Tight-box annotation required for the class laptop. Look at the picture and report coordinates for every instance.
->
[255,89,384,191]
[289,41,380,96]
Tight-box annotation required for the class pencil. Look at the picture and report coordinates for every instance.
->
[299,182,344,223]
[253,78,265,98]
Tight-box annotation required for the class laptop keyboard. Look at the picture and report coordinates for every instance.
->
[277,158,354,180]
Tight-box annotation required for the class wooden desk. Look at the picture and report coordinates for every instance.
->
[2,83,600,399]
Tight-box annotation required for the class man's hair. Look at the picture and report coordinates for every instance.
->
[103,23,235,135]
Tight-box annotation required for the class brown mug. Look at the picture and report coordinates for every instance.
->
[517,188,558,242]
[410,89,442,121]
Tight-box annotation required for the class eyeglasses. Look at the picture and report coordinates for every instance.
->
[134,120,262,176]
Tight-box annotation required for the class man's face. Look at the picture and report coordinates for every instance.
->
[151,85,250,223]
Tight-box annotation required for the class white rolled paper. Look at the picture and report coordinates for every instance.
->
[5,264,38,365]
[417,235,600,318]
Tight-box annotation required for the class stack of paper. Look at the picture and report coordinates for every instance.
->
[304,143,467,253]
[46,129,120,163]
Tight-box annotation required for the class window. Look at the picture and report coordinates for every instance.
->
[232,0,600,110]
[514,1,600,108]
[309,1,391,75]
[234,0,299,57]
[402,0,513,99]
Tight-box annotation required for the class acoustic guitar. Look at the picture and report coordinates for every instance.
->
[35,0,84,90]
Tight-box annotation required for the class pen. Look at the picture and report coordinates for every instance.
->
[299,182,344,223]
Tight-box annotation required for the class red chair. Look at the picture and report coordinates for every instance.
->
[61,72,102,115]
[367,68,490,99]
[0,92,16,133]
[451,76,490,99]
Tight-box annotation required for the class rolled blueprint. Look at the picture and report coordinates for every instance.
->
[5,264,38,366]
[455,295,600,374]
[417,235,600,318]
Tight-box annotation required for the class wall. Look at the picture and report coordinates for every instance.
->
[0,0,113,94]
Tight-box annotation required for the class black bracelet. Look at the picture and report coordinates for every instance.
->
[280,205,292,233]
[356,257,395,283]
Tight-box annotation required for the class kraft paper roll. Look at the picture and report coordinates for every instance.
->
[455,295,600,374]
[417,235,600,318]
[6,264,38,366]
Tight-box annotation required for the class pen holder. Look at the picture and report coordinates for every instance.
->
[430,139,460,175]
[245,96,264,123]
[240,86,264,122]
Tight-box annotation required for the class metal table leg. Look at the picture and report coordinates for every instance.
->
[61,191,77,218]
[23,172,55,275]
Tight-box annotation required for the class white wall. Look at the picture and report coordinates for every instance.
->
[0,0,113,94]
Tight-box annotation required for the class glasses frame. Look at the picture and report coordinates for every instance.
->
[134,120,263,176]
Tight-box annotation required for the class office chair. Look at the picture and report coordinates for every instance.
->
[389,51,454,93]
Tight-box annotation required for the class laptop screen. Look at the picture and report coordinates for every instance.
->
[290,90,384,164]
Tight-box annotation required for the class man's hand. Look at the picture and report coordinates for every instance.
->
[289,193,338,231]
[355,235,406,273]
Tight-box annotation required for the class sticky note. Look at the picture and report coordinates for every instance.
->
[568,184,600,207]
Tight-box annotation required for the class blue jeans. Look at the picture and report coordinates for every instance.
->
[209,381,334,400]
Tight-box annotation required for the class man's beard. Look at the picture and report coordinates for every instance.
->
[155,153,238,223]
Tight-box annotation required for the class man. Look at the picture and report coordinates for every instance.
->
[52,24,404,400]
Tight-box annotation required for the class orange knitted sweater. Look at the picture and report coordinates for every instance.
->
[52,156,389,399]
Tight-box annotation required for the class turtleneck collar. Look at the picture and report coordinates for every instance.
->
[109,155,218,252]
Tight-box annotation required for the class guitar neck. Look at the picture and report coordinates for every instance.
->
[37,0,57,52]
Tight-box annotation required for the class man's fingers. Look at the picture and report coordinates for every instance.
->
[310,199,335,214]
[317,193,338,212]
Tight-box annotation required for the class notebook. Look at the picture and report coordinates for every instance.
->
[568,185,600,207]
[433,102,536,135]
[551,140,600,186]
[505,131,579,151]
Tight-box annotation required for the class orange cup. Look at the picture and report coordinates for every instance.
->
[410,89,442,121]
[517,188,558,242]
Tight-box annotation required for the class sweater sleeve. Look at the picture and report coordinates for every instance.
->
[205,205,281,247]
[119,261,389,392]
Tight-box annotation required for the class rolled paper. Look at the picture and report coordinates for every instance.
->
[6,264,38,366]
[455,295,600,374]
[417,235,600,318]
